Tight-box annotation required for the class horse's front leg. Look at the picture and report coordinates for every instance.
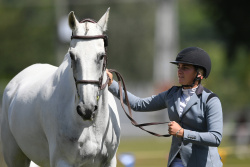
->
[50,158,72,167]
[55,160,72,167]
[104,156,117,167]
[50,149,72,167]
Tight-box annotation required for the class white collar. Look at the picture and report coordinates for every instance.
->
[182,86,197,97]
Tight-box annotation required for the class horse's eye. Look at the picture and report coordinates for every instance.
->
[100,54,105,60]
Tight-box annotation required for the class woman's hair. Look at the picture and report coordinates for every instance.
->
[197,67,205,78]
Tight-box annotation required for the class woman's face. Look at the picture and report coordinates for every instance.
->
[177,63,197,86]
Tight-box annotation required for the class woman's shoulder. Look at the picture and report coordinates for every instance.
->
[201,86,220,104]
[163,86,181,97]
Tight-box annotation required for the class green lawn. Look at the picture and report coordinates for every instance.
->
[117,137,250,167]
[117,137,171,167]
[1,136,249,166]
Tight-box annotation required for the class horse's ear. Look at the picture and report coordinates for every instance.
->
[97,8,110,32]
[68,11,79,30]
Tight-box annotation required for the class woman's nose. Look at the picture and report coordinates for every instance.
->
[178,68,182,73]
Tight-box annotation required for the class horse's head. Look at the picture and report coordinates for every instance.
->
[68,9,110,121]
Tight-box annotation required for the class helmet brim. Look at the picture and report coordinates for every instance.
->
[170,61,200,66]
[170,61,208,78]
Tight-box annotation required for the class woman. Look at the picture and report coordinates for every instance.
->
[107,47,223,167]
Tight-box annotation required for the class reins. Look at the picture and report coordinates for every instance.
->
[108,69,171,137]
[71,18,170,137]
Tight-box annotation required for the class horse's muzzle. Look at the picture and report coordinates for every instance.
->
[76,102,98,121]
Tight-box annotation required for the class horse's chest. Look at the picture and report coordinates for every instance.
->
[79,139,104,155]
[58,121,119,165]
[76,139,112,165]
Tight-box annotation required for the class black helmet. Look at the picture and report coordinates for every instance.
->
[170,47,211,78]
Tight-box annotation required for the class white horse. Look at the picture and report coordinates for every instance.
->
[0,8,120,167]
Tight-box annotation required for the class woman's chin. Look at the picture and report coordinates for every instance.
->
[178,80,185,85]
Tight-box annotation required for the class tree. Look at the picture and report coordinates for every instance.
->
[199,0,250,63]
[0,1,56,80]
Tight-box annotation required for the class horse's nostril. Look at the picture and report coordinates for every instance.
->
[76,103,97,120]
[77,105,81,112]
[76,105,84,117]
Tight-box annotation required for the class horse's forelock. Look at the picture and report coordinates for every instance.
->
[73,21,103,37]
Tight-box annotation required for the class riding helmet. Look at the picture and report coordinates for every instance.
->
[170,47,211,78]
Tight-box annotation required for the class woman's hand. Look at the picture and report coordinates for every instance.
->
[168,121,184,138]
[106,69,113,86]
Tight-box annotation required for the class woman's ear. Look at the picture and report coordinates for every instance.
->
[197,73,204,80]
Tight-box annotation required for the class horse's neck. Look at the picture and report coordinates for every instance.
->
[95,77,109,121]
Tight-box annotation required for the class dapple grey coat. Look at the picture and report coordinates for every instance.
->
[109,81,223,167]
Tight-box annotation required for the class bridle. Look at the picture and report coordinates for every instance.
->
[71,19,170,137]
[71,19,109,90]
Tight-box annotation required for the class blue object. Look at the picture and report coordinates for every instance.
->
[119,153,135,167]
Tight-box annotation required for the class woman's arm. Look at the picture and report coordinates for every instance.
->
[182,97,223,147]
[108,80,168,111]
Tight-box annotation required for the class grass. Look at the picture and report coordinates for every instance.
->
[1,136,249,166]
[117,137,171,167]
[116,137,250,167]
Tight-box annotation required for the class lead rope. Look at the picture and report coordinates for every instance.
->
[108,69,171,137]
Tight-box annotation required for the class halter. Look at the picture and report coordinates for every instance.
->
[71,19,109,90]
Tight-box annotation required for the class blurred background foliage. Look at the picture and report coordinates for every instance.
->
[0,0,56,80]
[1,0,250,166]
[0,0,250,112]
